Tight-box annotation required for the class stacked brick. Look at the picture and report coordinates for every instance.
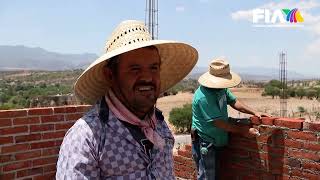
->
[174,117,320,180]
[0,105,91,180]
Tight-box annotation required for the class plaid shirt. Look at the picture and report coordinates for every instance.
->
[56,99,175,180]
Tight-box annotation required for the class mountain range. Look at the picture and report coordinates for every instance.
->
[0,45,316,81]
[0,45,97,71]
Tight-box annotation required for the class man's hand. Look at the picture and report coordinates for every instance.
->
[253,112,271,119]
[245,128,260,138]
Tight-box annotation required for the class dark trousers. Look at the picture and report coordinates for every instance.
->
[191,134,223,180]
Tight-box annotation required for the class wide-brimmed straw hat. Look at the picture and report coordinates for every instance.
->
[74,20,198,104]
[198,59,241,88]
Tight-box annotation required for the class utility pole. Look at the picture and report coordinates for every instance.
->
[145,0,158,39]
[279,51,288,117]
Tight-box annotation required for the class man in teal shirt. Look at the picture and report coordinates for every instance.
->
[192,59,268,180]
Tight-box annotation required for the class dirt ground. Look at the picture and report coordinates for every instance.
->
[156,88,320,126]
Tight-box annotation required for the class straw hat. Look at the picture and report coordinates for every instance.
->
[198,59,241,88]
[74,20,198,104]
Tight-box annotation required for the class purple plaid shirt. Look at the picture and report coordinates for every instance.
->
[56,100,175,180]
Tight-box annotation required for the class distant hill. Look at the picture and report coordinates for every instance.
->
[0,45,98,70]
[188,66,316,81]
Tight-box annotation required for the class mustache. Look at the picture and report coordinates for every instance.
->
[133,81,156,89]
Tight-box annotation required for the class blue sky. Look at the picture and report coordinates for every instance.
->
[0,0,320,76]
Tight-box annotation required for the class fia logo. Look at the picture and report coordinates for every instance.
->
[252,8,304,27]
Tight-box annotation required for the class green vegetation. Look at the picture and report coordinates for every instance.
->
[164,79,198,96]
[168,104,192,133]
[262,79,320,100]
[0,70,82,110]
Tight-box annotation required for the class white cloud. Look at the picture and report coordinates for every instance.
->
[175,6,185,12]
[231,10,252,21]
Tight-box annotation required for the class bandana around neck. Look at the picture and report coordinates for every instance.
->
[105,90,165,150]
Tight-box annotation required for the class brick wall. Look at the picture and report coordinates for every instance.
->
[1,107,319,180]
[174,117,320,180]
[0,105,91,180]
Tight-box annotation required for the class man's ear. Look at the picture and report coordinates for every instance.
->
[103,67,113,84]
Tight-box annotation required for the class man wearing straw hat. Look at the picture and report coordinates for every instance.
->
[191,59,269,180]
[56,20,198,179]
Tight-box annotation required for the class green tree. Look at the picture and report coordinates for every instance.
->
[306,89,317,100]
[169,104,192,133]
[296,88,306,99]
[264,85,280,99]
[268,79,282,88]
[288,88,296,97]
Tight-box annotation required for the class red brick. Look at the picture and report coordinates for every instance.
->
[262,117,278,125]
[250,116,261,125]
[0,118,12,127]
[0,126,28,135]
[302,162,320,171]
[184,144,192,151]
[65,113,83,121]
[42,131,66,139]
[53,106,66,113]
[0,109,27,118]
[55,139,63,146]
[288,149,319,161]
[0,136,13,144]
[15,134,41,143]
[28,108,53,115]
[173,155,186,164]
[1,143,30,153]
[75,105,92,112]
[43,164,56,173]
[30,141,56,149]
[256,134,270,144]
[0,154,13,163]
[17,167,43,178]
[290,168,302,177]
[282,139,303,149]
[15,150,41,160]
[0,172,16,179]
[3,160,32,171]
[287,130,317,141]
[13,116,40,125]
[177,149,192,158]
[42,147,60,156]
[32,156,58,166]
[302,172,319,180]
[41,114,64,123]
[265,146,285,155]
[30,124,54,132]
[65,106,77,113]
[55,122,75,130]
[33,172,55,180]
[274,118,304,129]
[228,138,258,150]
[308,122,320,131]
[276,174,290,180]
[304,143,320,152]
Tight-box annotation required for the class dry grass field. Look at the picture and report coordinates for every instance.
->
[156,88,320,127]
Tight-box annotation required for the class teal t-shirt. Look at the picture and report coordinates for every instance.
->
[191,85,237,147]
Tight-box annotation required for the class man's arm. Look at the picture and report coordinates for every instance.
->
[213,119,259,137]
[56,120,100,179]
[230,100,269,118]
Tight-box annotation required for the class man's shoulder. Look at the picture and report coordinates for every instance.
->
[155,108,164,122]
[66,105,102,138]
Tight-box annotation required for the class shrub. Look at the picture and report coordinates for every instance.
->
[169,104,192,133]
